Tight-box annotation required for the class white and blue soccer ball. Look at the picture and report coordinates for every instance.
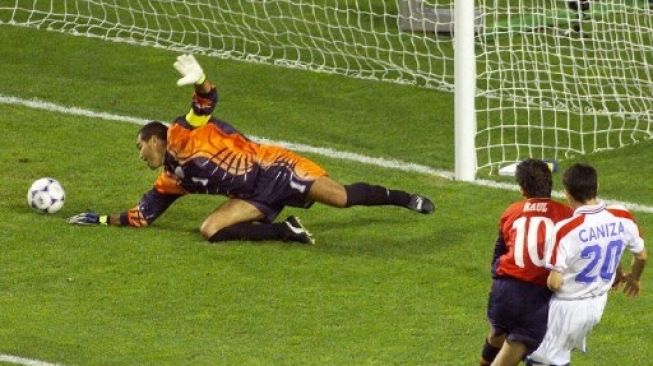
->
[27,177,65,214]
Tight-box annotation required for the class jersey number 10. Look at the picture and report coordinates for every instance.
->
[512,216,554,268]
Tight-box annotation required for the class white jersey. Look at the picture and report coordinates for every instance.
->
[546,201,645,299]
[531,201,645,365]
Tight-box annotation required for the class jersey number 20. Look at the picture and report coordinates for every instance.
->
[576,240,624,283]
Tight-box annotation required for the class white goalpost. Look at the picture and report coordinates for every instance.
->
[455,0,478,181]
[1,0,652,180]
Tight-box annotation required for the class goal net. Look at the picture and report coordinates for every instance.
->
[476,0,653,174]
[0,1,455,88]
[2,0,652,175]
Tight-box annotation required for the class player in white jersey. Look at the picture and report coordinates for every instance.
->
[527,163,647,366]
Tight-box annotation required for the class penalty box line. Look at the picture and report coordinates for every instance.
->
[2,93,653,214]
[0,354,62,366]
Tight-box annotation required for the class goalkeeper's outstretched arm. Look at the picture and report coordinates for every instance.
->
[174,54,219,128]
[67,188,182,227]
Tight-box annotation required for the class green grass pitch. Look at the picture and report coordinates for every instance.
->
[1,26,652,365]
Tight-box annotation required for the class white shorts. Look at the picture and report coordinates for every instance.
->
[528,294,607,365]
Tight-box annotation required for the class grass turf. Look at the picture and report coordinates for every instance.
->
[0,25,652,365]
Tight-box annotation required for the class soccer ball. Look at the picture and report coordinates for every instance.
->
[27,178,66,214]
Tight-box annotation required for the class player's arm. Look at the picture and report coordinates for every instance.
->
[491,213,511,267]
[623,248,647,297]
[545,221,571,292]
[67,188,182,227]
[611,264,625,290]
[174,54,219,128]
[491,229,506,267]
[68,172,186,227]
[547,270,564,292]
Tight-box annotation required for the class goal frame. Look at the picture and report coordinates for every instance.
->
[454,0,478,181]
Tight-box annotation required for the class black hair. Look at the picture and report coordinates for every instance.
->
[138,121,168,142]
[563,163,597,203]
[515,159,553,198]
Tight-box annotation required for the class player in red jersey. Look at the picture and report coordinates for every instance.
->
[68,55,434,244]
[478,159,573,366]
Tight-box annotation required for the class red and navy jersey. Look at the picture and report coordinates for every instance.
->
[120,88,326,227]
[492,198,573,286]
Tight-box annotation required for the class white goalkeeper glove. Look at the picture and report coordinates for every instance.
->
[174,54,206,86]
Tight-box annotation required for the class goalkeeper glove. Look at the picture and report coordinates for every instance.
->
[174,54,206,86]
[68,212,109,226]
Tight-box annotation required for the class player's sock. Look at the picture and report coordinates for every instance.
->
[344,182,411,207]
[479,339,501,365]
[208,222,286,242]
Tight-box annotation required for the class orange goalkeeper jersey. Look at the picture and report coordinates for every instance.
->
[154,117,326,197]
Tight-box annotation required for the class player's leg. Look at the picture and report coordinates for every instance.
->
[307,176,435,214]
[482,277,531,366]
[274,147,434,213]
[563,1,580,35]
[531,296,604,366]
[304,175,347,207]
[527,298,576,366]
[200,198,312,243]
[479,330,504,366]
[492,279,552,366]
[490,339,527,366]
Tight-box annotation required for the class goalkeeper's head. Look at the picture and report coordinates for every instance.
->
[516,159,553,198]
[137,121,168,170]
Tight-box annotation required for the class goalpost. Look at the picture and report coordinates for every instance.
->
[1,0,652,180]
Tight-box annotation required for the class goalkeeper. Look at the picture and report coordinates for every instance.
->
[68,54,435,244]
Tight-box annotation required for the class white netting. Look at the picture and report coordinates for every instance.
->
[0,0,456,88]
[2,0,652,174]
[476,0,653,173]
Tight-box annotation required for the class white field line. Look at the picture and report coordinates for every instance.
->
[0,354,62,366]
[2,93,653,214]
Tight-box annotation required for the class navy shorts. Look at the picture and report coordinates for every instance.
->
[242,163,323,223]
[487,277,552,353]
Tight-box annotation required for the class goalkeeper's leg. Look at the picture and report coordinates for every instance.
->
[307,176,434,214]
[201,199,312,244]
